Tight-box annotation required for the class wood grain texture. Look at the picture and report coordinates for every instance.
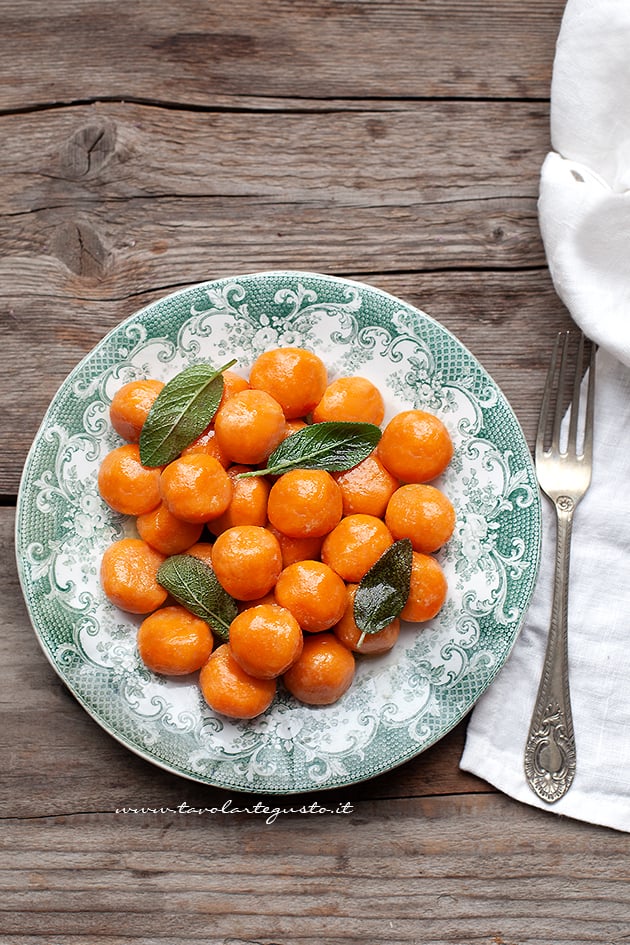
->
[3,100,549,213]
[1,193,544,292]
[2,795,629,945]
[3,99,549,313]
[1,0,564,111]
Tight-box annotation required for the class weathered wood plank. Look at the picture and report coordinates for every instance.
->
[0,0,565,111]
[2,99,550,312]
[1,193,543,295]
[2,795,629,944]
[0,270,571,496]
[1,100,550,213]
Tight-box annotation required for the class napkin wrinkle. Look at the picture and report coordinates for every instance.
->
[551,0,630,191]
[542,0,630,364]
[539,153,630,367]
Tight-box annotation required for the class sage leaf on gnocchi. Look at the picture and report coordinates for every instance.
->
[157,554,237,642]
[239,421,382,478]
[353,539,413,645]
[139,359,237,467]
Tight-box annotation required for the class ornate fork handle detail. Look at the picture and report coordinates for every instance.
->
[524,498,576,802]
[524,332,594,803]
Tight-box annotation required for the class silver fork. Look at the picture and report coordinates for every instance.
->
[524,331,596,803]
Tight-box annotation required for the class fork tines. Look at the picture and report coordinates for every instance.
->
[536,330,596,464]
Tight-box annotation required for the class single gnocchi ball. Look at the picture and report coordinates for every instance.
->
[321,513,394,583]
[333,584,400,655]
[219,370,250,405]
[236,591,277,611]
[283,633,355,706]
[399,552,448,622]
[214,389,286,464]
[199,644,276,719]
[136,502,204,555]
[312,375,385,425]
[159,454,233,524]
[211,525,283,601]
[109,378,164,443]
[183,542,215,568]
[333,452,399,518]
[280,419,309,440]
[229,603,304,678]
[249,347,328,419]
[100,538,167,614]
[274,560,347,633]
[208,465,271,536]
[267,524,324,568]
[385,483,455,553]
[137,605,214,676]
[98,443,162,516]
[377,409,453,483]
[267,469,343,539]
[180,424,231,467]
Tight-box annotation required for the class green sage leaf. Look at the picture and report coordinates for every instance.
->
[139,358,237,467]
[238,421,382,478]
[353,539,413,643]
[157,554,238,642]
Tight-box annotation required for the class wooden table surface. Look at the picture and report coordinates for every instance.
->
[3,2,630,943]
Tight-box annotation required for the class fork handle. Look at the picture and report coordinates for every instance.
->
[524,498,577,803]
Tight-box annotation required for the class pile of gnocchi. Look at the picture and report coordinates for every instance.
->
[98,347,455,719]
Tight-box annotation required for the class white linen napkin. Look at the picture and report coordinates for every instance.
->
[460,0,630,832]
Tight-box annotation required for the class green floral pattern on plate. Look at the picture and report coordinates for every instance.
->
[15,272,541,793]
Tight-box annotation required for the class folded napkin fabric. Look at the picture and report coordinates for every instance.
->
[460,0,630,832]
[550,0,630,194]
[540,154,630,367]
[538,0,630,365]
[461,348,630,832]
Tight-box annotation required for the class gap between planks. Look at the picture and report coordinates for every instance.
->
[0,92,551,121]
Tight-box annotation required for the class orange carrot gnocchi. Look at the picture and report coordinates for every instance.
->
[99,347,454,719]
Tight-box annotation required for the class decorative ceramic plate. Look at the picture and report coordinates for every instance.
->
[16,272,541,794]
